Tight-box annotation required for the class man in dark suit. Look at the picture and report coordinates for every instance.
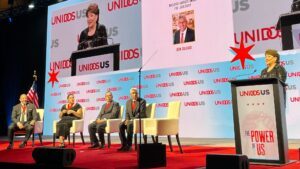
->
[173,15,195,44]
[7,94,37,149]
[88,91,120,149]
[118,88,146,152]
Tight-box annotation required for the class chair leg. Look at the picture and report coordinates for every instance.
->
[176,134,183,154]
[38,134,43,145]
[151,135,156,143]
[80,132,85,145]
[134,134,137,150]
[155,136,159,143]
[68,134,71,145]
[107,133,111,148]
[32,133,35,147]
[167,135,173,152]
[53,133,56,147]
[143,134,147,144]
[73,133,75,147]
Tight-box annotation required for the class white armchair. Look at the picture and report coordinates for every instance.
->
[53,107,86,147]
[89,106,124,148]
[133,103,156,150]
[143,101,183,153]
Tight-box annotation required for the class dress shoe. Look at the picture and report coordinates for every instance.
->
[117,146,126,151]
[58,143,66,148]
[122,146,132,152]
[88,144,100,149]
[19,142,27,148]
[6,144,13,150]
[99,144,105,149]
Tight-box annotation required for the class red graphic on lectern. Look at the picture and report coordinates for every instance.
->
[230,36,255,69]
[48,69,59,88]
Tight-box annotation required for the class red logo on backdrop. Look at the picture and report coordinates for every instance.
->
[198,68,219,74]
[77,82,90,86]
[290,97,300,102]
[144,94,162,99]
[215,100,231,105]
[86,89,100,94]
[107,87,122,91]
[169,92,189,97]
[199,90,221,95]
[77,99,90,103]
[96,79,111,84]
[183,80,203,85]
[48,69,59,88]
[176,45,192,52]
[67,91,80,95]
[50,92,61,96]
[213,78,229,83]
[58,100,67,104]
[230,65,254,71]
[96,97,106,102]
[50,108,61,112]
[288,72,300,77]
[169,71,188,77]
[132,85,148,89]
[50,60,72,71]
[156,82,174,88]
[118,77,133,82]
[51,11,76,25]
[249,75,261,79]
[280,60,294,67]
[59,83,71,88]
[86,106,100,111]
[108,0,139,12]
[230,36,255,69]
[156,103,169,107]
[184,101,205,107]
[144,74,161,79]
[234,26,281,45]
[118,96,129,100]
[120,48,140,60]
[239,90,270,96]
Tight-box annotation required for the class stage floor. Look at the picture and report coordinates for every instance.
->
[0,136,300,169]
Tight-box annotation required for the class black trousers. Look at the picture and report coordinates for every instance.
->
[56,116,77,138]
[8,122,34,144]
[88,121,106,145]
[119,120,133,147]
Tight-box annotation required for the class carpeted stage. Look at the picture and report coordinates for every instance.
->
[0,141,300,169]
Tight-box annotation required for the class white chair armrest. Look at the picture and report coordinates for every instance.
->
[133,118,150,134]
[144,119,179,136]
[106,119,122,133]
[70,119,84,133]
[53,120,59,133]
[34,121,43,134]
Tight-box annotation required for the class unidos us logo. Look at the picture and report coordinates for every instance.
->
[239,89,270,97]
[51,8,87,26]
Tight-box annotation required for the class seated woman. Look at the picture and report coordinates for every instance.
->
[56,94,82,148]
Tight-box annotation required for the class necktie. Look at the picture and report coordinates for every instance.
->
[132,100,136,111]
[21,105,26,122]
[105,102,111,111]
[180,32,184,43]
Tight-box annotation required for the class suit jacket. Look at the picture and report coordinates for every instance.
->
[97,101,120,120]
[125,98,146,120]
[173,27,195,44]
[77,24,108,50]
[11,103,37,124]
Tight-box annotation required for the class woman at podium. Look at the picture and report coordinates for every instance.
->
[260,49,287,82]
[77,3,108,50]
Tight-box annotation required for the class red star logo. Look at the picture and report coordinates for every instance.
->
[230,36,255,69]
[48,69,59,88]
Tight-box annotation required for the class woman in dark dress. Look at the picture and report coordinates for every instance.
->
[77,3,108,50]
[260,49,287,82]
[56,94,83,147]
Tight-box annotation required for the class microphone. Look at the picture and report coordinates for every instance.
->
[234,69,257,79]
[94,36,114,45]
[77,36,114,50]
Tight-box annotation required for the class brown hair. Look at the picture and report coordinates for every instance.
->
[265,49,280,63]
[86,3,99,24]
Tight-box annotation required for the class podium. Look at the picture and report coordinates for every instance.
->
[230,78,289,164]
[70,43,120,76]
[276,11,300,50]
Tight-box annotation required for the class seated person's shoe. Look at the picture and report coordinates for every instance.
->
[99,144,105,149]
[19,142,27,148]
[122,146,132,152]
[6,144,13,150]
[117,146,126,151]
[88,144,100,149]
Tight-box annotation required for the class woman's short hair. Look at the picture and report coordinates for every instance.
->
[86,3,99,23]
[265,49,280,63]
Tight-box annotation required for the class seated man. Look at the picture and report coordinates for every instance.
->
[7,94,37,149]
[56,94,83,148]
[118,88,146,152]
[88,91,120,149]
